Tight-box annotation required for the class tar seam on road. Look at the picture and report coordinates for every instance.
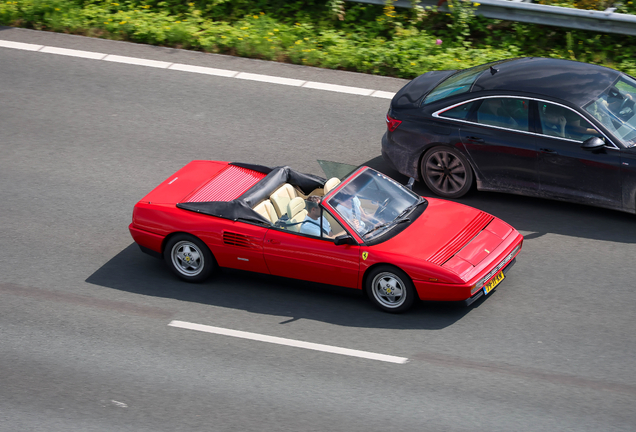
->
[168,320,409,364]
[0,282,174,319]
[0,39,396,99]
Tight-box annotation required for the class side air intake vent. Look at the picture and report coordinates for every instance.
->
[223,232,254,248]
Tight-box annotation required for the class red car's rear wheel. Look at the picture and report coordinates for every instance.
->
[164,234,215,282]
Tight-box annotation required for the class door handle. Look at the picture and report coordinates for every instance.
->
[265,239,280,245]
[540,148,558,154]
[466,136,485,143]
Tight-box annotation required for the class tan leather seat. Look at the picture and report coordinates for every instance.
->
[286,197,307,232]
[323,177,341,195]
[253,199,278,224]
[270,183,298,217]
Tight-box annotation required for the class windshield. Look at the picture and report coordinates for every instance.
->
[326,168,423,240]
[584,75,636,147]
[422,62,500,106]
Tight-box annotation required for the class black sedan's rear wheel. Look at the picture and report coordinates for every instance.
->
[422,146,474,198]
[164,234,215,282]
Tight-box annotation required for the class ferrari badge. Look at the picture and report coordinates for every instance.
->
[362,252,368,261]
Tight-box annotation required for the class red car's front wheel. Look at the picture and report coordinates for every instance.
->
[365,266,416,313]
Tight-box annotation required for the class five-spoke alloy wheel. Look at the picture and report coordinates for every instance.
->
[164,234,215,282]
[422,146,474,198]
[365,266,416,313]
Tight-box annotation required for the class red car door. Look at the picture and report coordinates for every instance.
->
[262,229,361,289]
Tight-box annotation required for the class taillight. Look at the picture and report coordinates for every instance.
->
[386,113,402,132]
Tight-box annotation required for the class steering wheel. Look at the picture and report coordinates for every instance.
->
[618,97,634,118]
[374,198,390,218]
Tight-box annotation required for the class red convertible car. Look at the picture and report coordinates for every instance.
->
[129,161,522,312]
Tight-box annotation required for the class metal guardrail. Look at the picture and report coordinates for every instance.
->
[347,0,636,36]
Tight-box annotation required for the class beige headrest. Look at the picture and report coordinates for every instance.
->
[324,177,341,194]
[287,197,306,218]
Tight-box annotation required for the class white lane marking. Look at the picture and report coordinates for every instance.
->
[40,46,107,60]
[169,63,238,77]
[0,39,396,99]
[169,320,409,364]
[0,40,43,51]
[110,400,128,408]
[371,90,396,100]
[303,81,374,96]
[103,54,172,69]
[236,72,305,87]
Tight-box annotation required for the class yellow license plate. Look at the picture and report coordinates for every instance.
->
[483,271,504,295]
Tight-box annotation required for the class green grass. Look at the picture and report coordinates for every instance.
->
[1,0,634,78]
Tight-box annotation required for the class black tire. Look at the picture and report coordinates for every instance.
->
[421,146,474,198]
[365,265,417,313]
[164,234,215,282]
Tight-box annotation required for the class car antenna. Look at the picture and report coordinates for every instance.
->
[489,66,499,75]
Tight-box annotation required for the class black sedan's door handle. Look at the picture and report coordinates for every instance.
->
[465,136,485,143]
[540,148,558,154]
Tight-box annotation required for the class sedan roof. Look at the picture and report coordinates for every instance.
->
[471,57,621,107]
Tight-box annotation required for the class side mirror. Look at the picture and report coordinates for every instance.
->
[581,136,605,151]
[334,234,355,246]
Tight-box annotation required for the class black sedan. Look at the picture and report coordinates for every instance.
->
[381,57,636,214]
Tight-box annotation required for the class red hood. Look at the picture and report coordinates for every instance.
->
[382,198,513,278]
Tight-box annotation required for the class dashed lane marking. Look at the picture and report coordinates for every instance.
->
[168,63,238,78]
[0,39,396,99]
[103,54,172,68]
[40,46,107,60]
[0,40,43,51]
[168,320,409,364]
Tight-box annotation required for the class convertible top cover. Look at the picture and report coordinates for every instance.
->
[176,163,326,225]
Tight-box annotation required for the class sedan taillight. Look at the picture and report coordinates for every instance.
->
[386,113,402,132]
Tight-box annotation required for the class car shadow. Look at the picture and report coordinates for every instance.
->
[86,244,480,330]
[362,156,636,244]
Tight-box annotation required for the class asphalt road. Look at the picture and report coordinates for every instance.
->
[1,27,635,432]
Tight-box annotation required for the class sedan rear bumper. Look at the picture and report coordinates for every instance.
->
[381,132,421,180]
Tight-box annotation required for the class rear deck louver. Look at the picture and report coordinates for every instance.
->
[184,165,266,202]
[223,232,254,248]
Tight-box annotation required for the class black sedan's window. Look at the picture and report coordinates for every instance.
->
[439,101,476,120]
[585,76,636,147]
[422,64,492,105]
[539,102,602,142]
[475,98,530,132]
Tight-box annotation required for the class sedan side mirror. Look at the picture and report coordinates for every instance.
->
[581,136,605,151]
[334,234,356,246]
